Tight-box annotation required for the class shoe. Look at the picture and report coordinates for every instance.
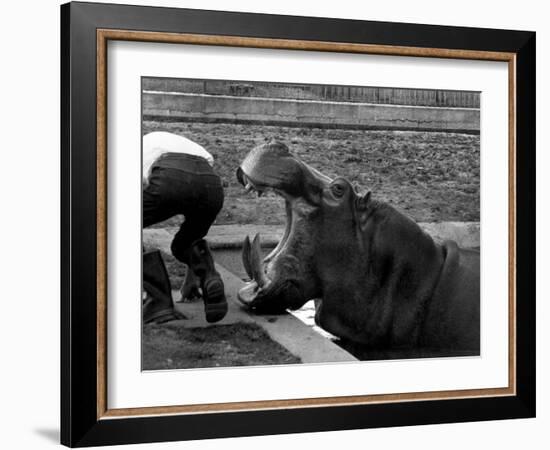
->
[188,239,228,323]
[143,293,184,324]
[202,274,228,323]
[143,249,182,324]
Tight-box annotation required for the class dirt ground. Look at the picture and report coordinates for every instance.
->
[142,322,301,370]
[143,120,480,228]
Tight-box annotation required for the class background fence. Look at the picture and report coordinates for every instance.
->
[143,78,480,132]
[143,78,480,109]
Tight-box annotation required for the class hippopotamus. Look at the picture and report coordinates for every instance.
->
[236,141,480,356]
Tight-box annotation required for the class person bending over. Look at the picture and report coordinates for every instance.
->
[142,131,227,324]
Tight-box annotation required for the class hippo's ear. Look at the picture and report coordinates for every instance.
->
[355,191,372,231]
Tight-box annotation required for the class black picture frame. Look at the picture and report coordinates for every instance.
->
[61,1,536,447]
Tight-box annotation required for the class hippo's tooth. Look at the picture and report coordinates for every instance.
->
[250,233,268,288]
[245,182,253,192]
[242,235,253,280]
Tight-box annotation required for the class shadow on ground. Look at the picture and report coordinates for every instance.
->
[34,428,59,444]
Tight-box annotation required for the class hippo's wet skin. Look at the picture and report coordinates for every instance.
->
[236,142,480,355]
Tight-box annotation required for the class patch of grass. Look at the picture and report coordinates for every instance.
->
[142,322,301,369]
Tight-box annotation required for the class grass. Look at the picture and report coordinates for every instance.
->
[142,322,301,370]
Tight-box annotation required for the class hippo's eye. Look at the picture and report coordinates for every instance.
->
[330,182,345,198]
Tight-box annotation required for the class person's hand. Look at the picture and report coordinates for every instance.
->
[178,265,202,303]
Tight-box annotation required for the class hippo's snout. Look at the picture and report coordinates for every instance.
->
[236,141,326,314]
[237,233,307,313]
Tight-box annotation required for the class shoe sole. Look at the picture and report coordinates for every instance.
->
[203,276,228,323]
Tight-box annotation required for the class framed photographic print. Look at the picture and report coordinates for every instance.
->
[60,1,536,447]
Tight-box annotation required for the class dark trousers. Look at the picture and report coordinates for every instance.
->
[143,153,224,262]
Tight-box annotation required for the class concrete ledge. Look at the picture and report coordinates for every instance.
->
[171,264,357,364]
[143,91,480,133]
[420,222,480,249]
[144,221,480,253]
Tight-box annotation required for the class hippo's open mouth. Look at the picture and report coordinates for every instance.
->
[235,141,330,314]
[238,233,306,314]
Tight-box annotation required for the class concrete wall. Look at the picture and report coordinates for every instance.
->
[143,91,480,133]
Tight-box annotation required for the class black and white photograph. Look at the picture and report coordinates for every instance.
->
[141,77,481,370]
[54,1,538,447]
